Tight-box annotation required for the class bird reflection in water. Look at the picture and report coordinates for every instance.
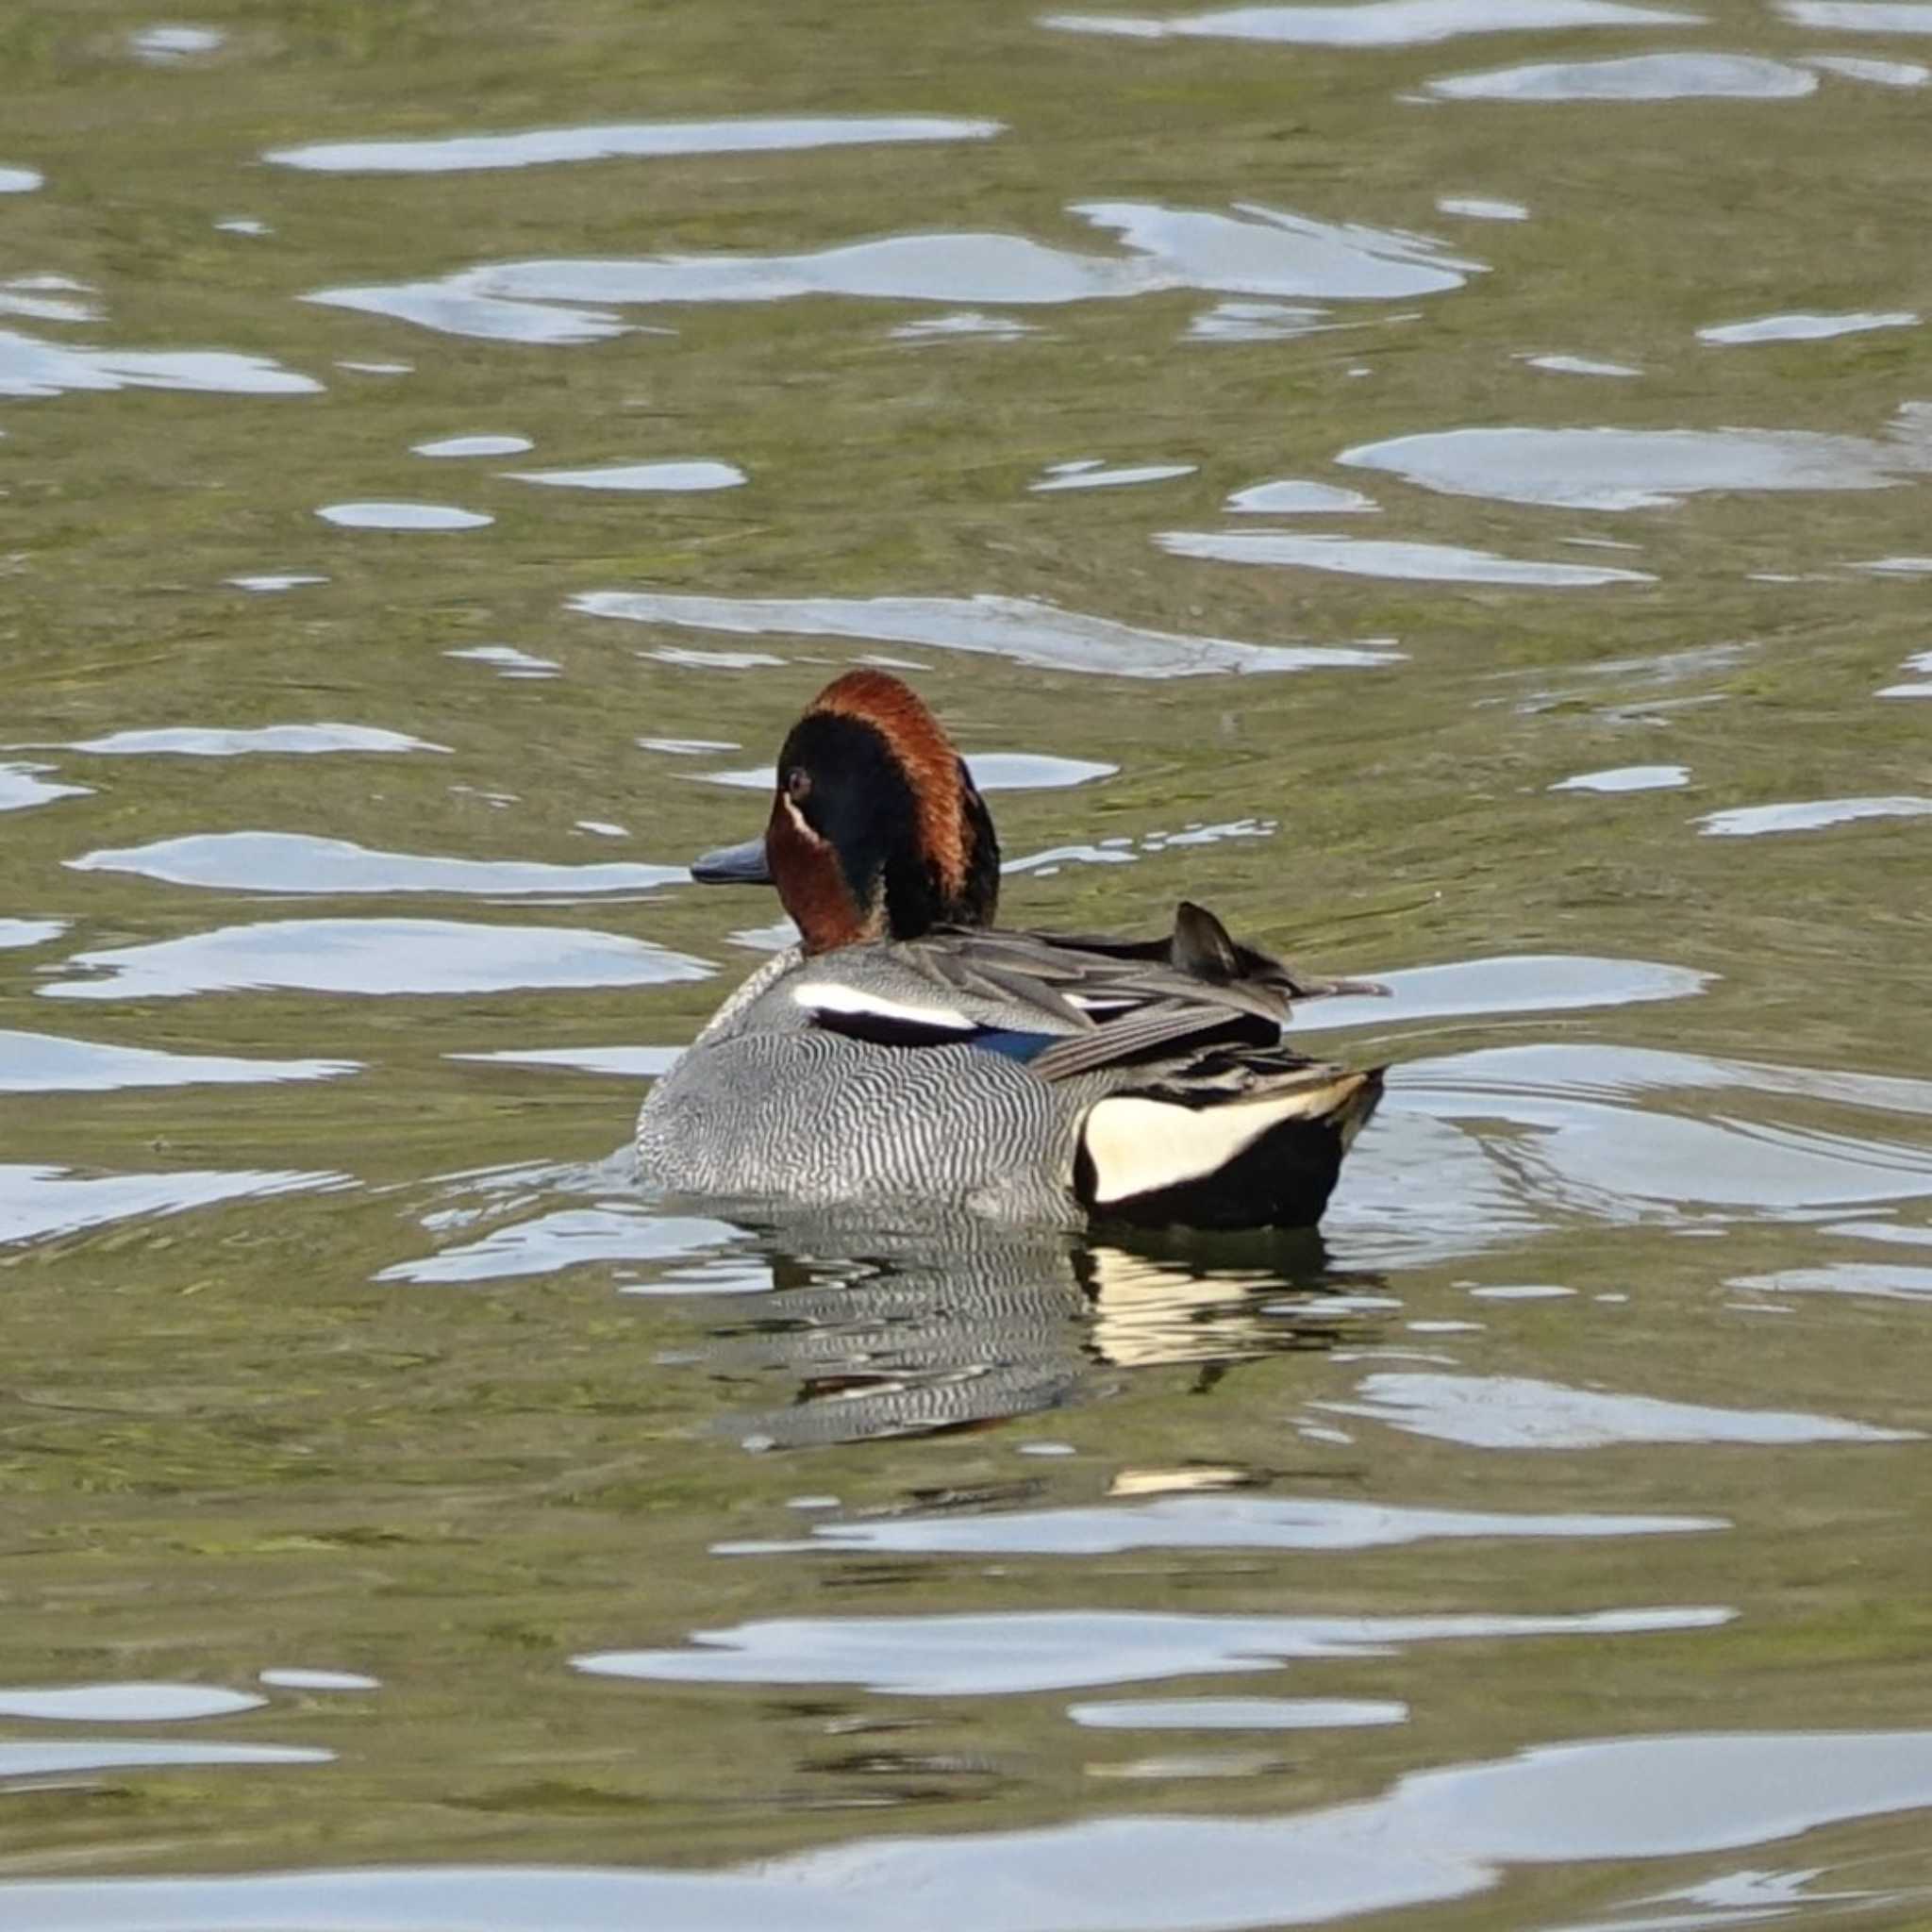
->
[688,1213,1387,1448]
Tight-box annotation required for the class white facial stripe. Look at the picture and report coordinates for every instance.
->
[781,794,827,846]
[792,981,974,1031]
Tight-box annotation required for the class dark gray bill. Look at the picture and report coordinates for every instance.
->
[690,835,772,885]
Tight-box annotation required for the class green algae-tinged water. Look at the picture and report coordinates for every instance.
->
[6,1,1932,1925]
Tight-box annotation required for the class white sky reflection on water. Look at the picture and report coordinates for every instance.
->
[1224,477,1380,513]
[1806,49,1930,82]
[1779,0,1932,25]
[57,724,447,757]
[258,1668,381,1691]
[0,1683,263,1722]
[1068,1696,1410,1728]
[1522,352,1641,375]
[0,1741,329,1784]
[15,1729,1932,1929]
[1428,51,1820,98]
[413,432,534,457]
[67,832,684,896]
[1316,1372,1917,1447]
[127,24,225,61]
[266,116,1005,175]
[1031,458,1197,491]
[0,919,67,950]
[1695,796,1932,836]
[0,763,91,812]
[224,573,329,592]
[1733,1262,1932,1300]
[39,919,712,1001]
[316,501,492,530]
[445,644,560,677]
[1304,957,1709,1032]
[1698,308,1918,344]
[1341,417,1932,508]
[0,329,321,398]
[0,1029,358,1093]
[0,275,101,324]
[699,752,1117,791]
[714,1492,1722,1557]
[890,309,1043,342]
[578,1604,1731,1695]
[1158,528,1655,586]
[1184,299,1339,341]
[1549,764,1690,792]
[446,1045,681,1078]
[378,1208,756,1287]
[1435,193,1529,219]
[574,589,1401,676]
[506,460,746,491]
[306,201,1483,343]
[1044,0,1701,45]
[0,1164,347,1247]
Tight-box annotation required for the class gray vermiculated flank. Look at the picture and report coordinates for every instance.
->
[638,1025,1092,1224]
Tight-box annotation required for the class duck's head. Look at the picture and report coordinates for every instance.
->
[690,670,1001,953]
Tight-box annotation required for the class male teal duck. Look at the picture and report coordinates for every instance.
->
[636,670,1385,1228]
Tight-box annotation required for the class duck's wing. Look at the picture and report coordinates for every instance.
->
[1030,900,1389,1004]
[788,908,1297,1072]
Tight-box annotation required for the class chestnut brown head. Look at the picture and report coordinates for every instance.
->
[689,671,1001,954]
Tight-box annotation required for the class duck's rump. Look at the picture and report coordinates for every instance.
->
[1074,1049,1383,1231]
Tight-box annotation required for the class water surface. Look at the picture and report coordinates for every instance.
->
[5,1,1932,1926]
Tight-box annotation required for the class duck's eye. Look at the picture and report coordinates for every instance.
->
[784,766,812,804]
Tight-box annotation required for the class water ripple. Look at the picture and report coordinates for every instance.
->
[316,501,491,530]
[266,116,1005,175]
[0,1029,358,1093]
[1340,416,1932,509]
[1317,1372,1915,1447]
[56,724,446,757]
[1158,528,1655,587]
[307,201,1482,343]
[1779,0,1932,27]
[1044,0,1701,44]
[17,1731,1932,1930]
[1698,308,1918,344]
[578,1604,1730,1696]
[0,329,320,398]
[0,1683,263,1722]
[572,589,1400,677]
[68,832,684,896]
[716,1492,1723,1557]
[1695,796,1932,836]
[1428,52,1819,99]
[1,1163,346,1248]
[39,919,712,1001]
[506,459,745,491]
[0,762,90,812]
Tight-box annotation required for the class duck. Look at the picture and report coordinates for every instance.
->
[636,669,1386,1230]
